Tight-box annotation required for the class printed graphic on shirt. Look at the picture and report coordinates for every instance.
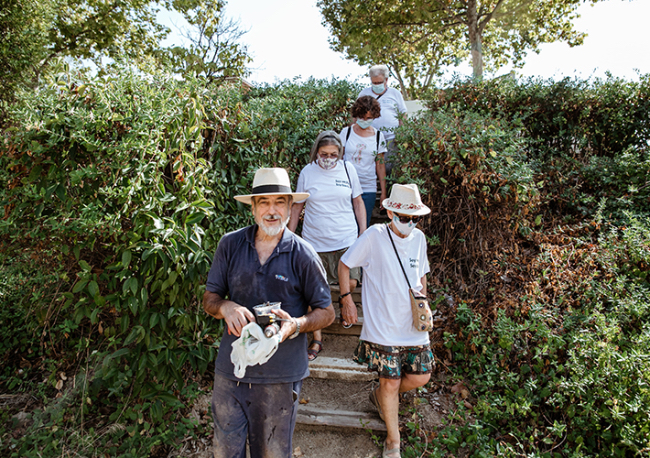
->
[350,142,366,165]
[409,257,420,269]
[275,274,288,282]
[350,142,379,165]
[335,179,351,188]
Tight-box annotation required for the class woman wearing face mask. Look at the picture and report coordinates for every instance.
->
[340,96,388,228]
[289,131,367,360]
[338,183,433,458]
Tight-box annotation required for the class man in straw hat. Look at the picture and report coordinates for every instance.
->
[203,167,335,458]
[338,183,433,458]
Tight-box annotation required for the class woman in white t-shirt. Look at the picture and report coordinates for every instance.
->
[339,183,433,458]
[340,95,388,228]
[288,131,367,360]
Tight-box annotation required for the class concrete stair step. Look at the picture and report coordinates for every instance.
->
[298,378,385,432]
[308,356,377,382]
[296,405,386,432]
[292,427,382,457]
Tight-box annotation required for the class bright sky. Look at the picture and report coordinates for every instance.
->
[160,1,650,87]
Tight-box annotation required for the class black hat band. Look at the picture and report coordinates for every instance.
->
[252,184,292,195]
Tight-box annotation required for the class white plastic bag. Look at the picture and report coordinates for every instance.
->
[230,322,282,378]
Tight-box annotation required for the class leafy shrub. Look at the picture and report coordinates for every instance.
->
[434,214,650,456]
[424,75,650,221]
[391,107,539,292]
[0,62,359,455]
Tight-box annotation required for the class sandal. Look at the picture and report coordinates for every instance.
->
[369,386,384,421]
[307,340,323,361]
[382,441,400,458]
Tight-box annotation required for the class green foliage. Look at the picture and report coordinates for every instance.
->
[318,0,462,98]
[238,78,360,174]
[161,0,251,82]
[1,62,224,454]
[391,107,539,287]
[0,0,49,123]
[318,0,603,93]
[45,0,167,64]
[0,66,359,455]
[427,75,650,221]
[429,214,650,456]
[0,0,252,125]
[0,253,58,391]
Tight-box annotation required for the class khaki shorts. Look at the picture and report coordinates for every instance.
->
[318,248,361,285]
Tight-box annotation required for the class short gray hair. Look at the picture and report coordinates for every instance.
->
[369,64,389,79]
[309,131,344,163]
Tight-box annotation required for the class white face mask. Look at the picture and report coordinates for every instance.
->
[317,156,338,170]
[392,215,416,236]
[356,118,373,129]
[372,83,385,94]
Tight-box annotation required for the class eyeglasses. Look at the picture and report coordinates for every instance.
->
[394,214,422,224]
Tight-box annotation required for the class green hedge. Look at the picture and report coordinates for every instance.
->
[391,107,539,290]
[424,76,650,221]
[437,215,650,457]
[0,62,359,455]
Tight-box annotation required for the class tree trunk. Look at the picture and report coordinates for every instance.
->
[467,0,483,80]
[390,64,411,100]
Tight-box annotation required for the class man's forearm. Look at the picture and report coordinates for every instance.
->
[297,305,335,334]
[203,290,232,319]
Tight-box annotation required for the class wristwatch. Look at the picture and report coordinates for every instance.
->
[289,317,301,339]
[339,291,352,302]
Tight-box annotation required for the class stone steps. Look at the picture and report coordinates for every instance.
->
[296,378,385,433]
[308,355,377,382]
[294,285,386,434]
[296,406,386,432]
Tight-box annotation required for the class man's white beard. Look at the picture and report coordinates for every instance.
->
[257,214,290,237]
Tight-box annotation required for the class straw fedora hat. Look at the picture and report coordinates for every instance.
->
[382,184,431,216]
[234,168,309,205]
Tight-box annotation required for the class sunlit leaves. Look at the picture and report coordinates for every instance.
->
[318,0,604,91]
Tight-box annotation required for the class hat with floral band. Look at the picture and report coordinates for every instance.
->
[235,168,310,205]
[382,183,431,216]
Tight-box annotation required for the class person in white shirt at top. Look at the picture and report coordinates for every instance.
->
[338,183,433,458]
[358,64,408,176]
[340,96,387,228]
[289,131,367,360]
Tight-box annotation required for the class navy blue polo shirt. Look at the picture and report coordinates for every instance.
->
[206,225,331,383]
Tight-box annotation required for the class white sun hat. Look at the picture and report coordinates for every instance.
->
[382,183,431,216]
[234,168,309,205]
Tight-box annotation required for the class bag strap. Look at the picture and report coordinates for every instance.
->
[386,224,413,290]
[343,161,359,235]
[345,126,351,143]
[376,130,380,150]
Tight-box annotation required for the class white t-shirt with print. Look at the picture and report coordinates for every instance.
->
[295,161,363,253]
[341,224,430,346]
[340,126,387,194]
[358,87,407,142]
